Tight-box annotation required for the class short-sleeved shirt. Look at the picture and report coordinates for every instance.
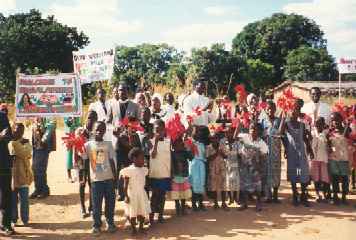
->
[149,139,171,178]
[82,140,115,182]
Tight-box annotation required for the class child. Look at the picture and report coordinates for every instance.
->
[281,105,314,207]
[77,110,97,218]
[237,122,268,212]
[329,112,351,205]
[149,119,171,224]
[260,101,282,203]
[310,117,330,203]
[64,117,81,182]
[10,123,33,226]
[189,125,210,211]
[170,137,193,216]
[82,121,117,235]
[120,148,151,235]
[207,132,228,210]
[224,126,240,206]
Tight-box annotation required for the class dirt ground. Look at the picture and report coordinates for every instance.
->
[1,129,356,240]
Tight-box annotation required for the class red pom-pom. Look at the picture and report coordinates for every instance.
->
[118,117,144,132]
[234,84,247,104]
[166,113,186,141]
[277,88,296,113]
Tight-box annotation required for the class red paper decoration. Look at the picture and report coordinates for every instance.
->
[118,117,144,132]
[234,84,247,104]
[62,132,86,153]
[277,88,297,113]
[166,113,186,141]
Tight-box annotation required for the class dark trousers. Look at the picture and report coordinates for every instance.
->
[0,169,12,228]
[331,175,349,195]
[91,180,116,229]
[32,149,50,195]
[150,188,166,214]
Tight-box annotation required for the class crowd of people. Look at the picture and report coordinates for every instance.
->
[0,80,355,237]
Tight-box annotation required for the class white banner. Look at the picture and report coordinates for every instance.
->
[73,49,115,84]
[337,58,356,74]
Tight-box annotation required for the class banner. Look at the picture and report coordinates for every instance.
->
[73,49,115,84]
[337,58,356,74]
[15,73,82,117]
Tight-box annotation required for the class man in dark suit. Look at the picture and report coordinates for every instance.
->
[108,83,140,201]
[107,83,140,124]
[0,110,14,235]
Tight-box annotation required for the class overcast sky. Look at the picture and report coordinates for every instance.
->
[1,0,355,58]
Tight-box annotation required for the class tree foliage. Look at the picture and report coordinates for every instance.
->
[284,45,337,81]
[232,13,328,85]
[188,43,243,97]
[113,43,184,90]
[0,9,89,100]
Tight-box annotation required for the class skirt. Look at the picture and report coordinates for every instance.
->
[329,160,350,176]
[310,161,330,183]
[169,177,192,200]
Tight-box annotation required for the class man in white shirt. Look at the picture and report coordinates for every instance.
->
[183,80,214,126]
[302,87,331,125]
[88,89,110,122]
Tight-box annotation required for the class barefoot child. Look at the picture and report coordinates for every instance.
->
[121,148,151,235]
[149,119,171,224]
[260,101,282,203]
[64,117,81,182]
[310,117,330,203]
[170,137,193,216]
[237,122,268,212]
[82,121,117,235]
[10,123,33,226]
[281,105,314,207]
[77,111,97,218]
[207,132,228,210]
[189,126,210,211]
[329,112,351,205]
[224,126,240,206]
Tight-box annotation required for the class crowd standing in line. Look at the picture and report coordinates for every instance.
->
[0,81,355,237]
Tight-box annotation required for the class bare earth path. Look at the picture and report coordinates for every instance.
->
[1,129,355,240]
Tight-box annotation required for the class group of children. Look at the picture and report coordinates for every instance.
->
[7,88,356,237]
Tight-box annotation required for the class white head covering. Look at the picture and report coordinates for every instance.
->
[247,93,257,106]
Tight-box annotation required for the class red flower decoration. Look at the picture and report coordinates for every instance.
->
[258,101,267,111]
[118,117,144,132]
[166,113,186,141]
[62,132,86,153]
[234,84,247,104]
[277,88,297,113]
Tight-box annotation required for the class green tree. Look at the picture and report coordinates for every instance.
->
[113,43,183,90]
[0,9,89,100]
[188,43,243,97]
[232,13,327,86]
[284,46,337,81]
[242,59,275,93]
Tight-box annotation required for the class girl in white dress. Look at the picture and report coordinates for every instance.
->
[120,148,151,235]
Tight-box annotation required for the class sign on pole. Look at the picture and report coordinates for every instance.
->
[15,73,82,118]
[73,49,115,84]
[337,58,356,74]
